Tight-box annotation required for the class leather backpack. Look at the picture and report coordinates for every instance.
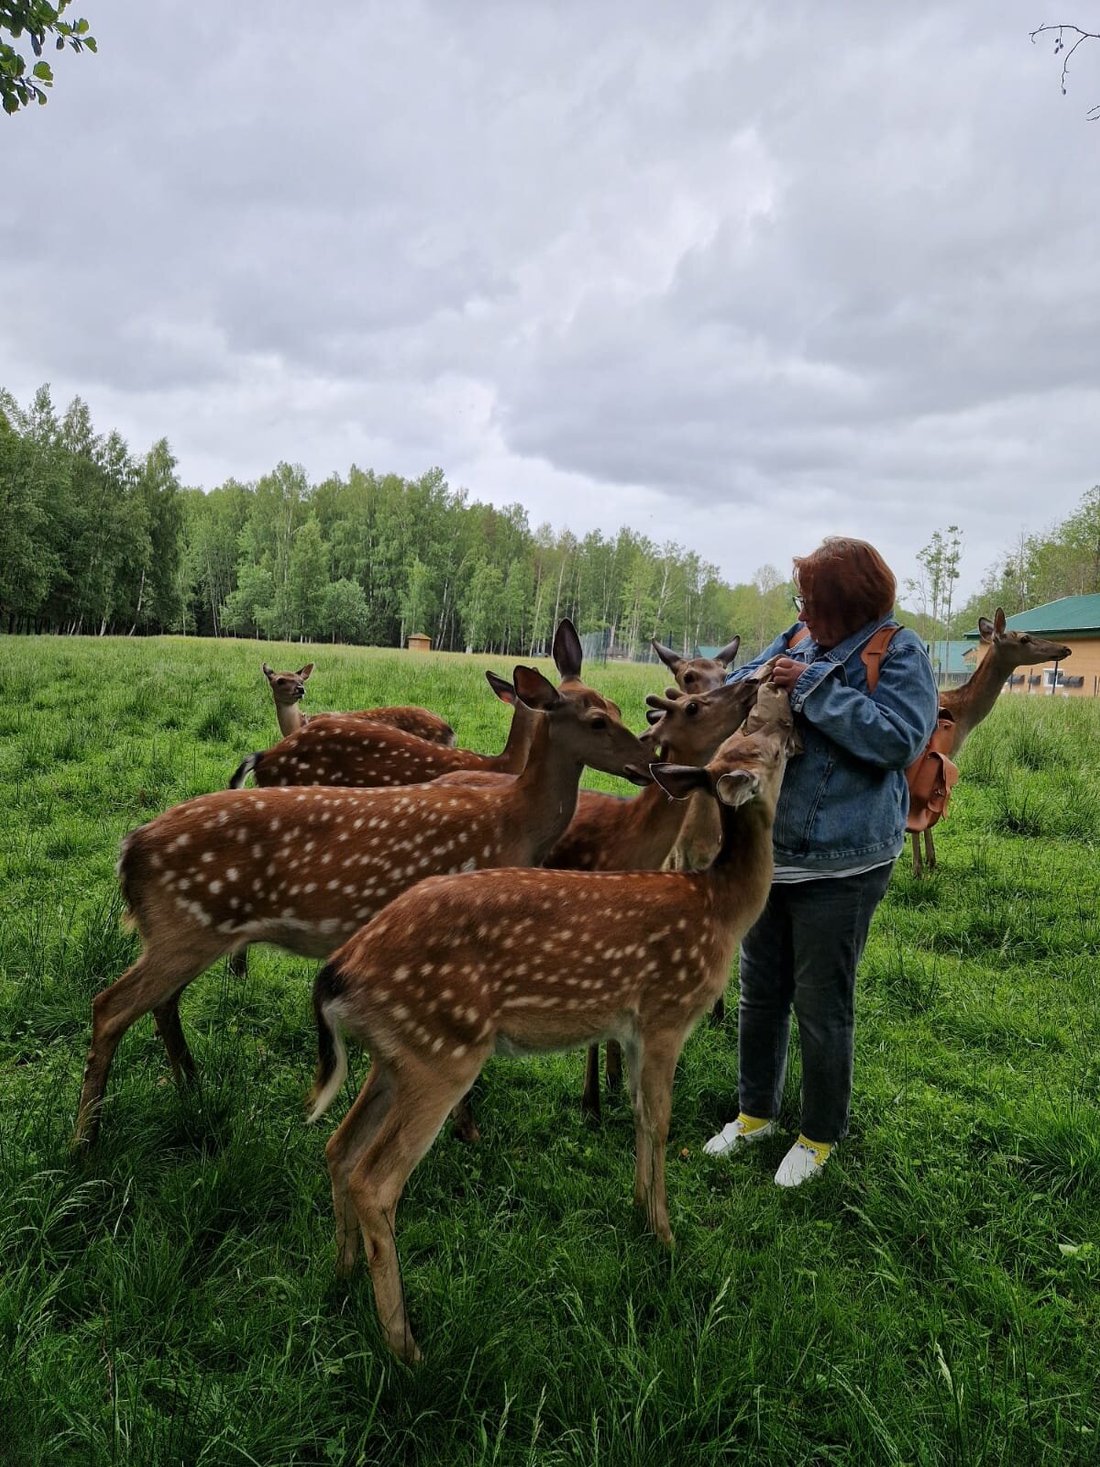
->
[788,623,960,835]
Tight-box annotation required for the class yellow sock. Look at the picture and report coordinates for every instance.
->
[737,1112,772,1134]
[796,1134,834,1165]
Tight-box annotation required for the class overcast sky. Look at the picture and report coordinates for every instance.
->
[3,1,1098,603]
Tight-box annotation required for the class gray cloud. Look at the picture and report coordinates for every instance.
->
[3,0,1099,601]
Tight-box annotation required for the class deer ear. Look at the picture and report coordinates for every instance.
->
[977,616,994,642]
[552,619,583,681]
[485,670,516,705]
[993,608,1007,635]
[297,664,315,679]
[651,762,709,801]
[715,636,741,666]
[262,663,274,679]
[512,664,561,711]
[651,639,680,672]
[716,770,760,808]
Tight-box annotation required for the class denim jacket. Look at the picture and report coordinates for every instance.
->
[727,617,939,872]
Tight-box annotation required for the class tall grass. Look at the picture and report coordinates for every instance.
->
[0,636,1098,1464]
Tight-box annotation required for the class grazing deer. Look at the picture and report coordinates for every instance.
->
[545,676,763,1120]
[74,656,650,1149]
[262,662,456,746]
[306,687,797,1363]
[910,610,1071,875]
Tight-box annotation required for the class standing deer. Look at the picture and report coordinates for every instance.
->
[651,637,739,872]
[262,662,456,747]
[74,656,651,1149]
[544,676,763,1119]
[306,689,797,1362]
[911,609,1071,874]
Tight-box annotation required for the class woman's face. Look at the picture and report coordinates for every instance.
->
[796,594,841,650]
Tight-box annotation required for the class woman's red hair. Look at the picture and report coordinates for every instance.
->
[793,538,896,639]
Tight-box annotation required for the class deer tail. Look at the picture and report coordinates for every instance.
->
[228,752,261,789]
[307,962,348,1124]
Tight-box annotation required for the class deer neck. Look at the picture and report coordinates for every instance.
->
[943,645,1019,747]
[274,700,305,738]
[503,718,588,865]
[484,703,538,774]
[706,801,776,914]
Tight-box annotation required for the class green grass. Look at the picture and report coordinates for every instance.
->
[1,635,1098,1465]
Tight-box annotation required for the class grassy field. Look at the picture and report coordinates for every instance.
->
[1,634,1098,1466]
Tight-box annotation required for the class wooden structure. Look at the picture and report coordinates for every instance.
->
[406,634,431,653]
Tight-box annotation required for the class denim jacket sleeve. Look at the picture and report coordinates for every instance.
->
[790,627,938,769]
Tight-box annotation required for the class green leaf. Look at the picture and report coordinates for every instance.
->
[32,62,53,81]
[1058,1241,1094,1258]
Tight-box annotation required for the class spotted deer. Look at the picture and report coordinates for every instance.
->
[544,675,764,1120]
[910,610,1071,875]
[306,687,797,1362]
[651,636,740,874]
[74,659,651,1148]
[262,662,456,746]
[651,636,740,697]
[231,614,591,791]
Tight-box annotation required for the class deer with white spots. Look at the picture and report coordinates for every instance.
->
[230,615,592,792]
[74,648,650,1148]
[543,673,763,1120]
[262,662,456,746]
[306,683,797,1363]
[651,635,740,874]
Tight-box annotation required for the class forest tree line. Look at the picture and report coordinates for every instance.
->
[2,385,1097,659]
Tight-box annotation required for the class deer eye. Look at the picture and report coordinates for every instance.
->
[685,701,700,717]
[589,715,607,730]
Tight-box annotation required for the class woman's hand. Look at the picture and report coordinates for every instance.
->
[770,657,804,691]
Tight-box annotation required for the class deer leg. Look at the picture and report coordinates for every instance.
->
[581,1045,603,1121]
[605,1039,623,1094]
[346,1058,482,1363]
[631,1036,681,1247]
[449,1087,480,1144]
[924,829,937,873]
[227,947,249,980]
[708,994,726,1027]
[911,831,923,879]
[152,991,197,1085]
[74,939,224,1149]
[325,1062,396,1276]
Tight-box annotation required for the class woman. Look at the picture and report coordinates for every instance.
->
[705,537,938,1186]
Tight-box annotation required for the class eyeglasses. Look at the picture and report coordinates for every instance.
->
[791,594,805,614]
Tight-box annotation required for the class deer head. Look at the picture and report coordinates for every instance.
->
[263,662,315,708]
[978,609,1071,669]
[651,636,740,695]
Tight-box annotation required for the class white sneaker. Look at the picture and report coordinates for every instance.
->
[703,1114,777,1157]
[774,1136,833,1187]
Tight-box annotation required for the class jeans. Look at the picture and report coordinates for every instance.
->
[737,863,894,1143]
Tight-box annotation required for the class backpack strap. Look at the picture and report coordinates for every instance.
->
[788,625,810,650]
[860,624,899,692]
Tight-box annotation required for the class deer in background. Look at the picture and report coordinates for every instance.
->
[306,686,797,1363]
[911,609,1071,875]
[262,662,456,747]
[74,643,651,1148]
[651,636,740,873]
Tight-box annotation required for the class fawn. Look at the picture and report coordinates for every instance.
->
[306,686,796,1362]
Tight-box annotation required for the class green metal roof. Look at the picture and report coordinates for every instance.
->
[964,594,1100,639]
[927,639,977,675]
